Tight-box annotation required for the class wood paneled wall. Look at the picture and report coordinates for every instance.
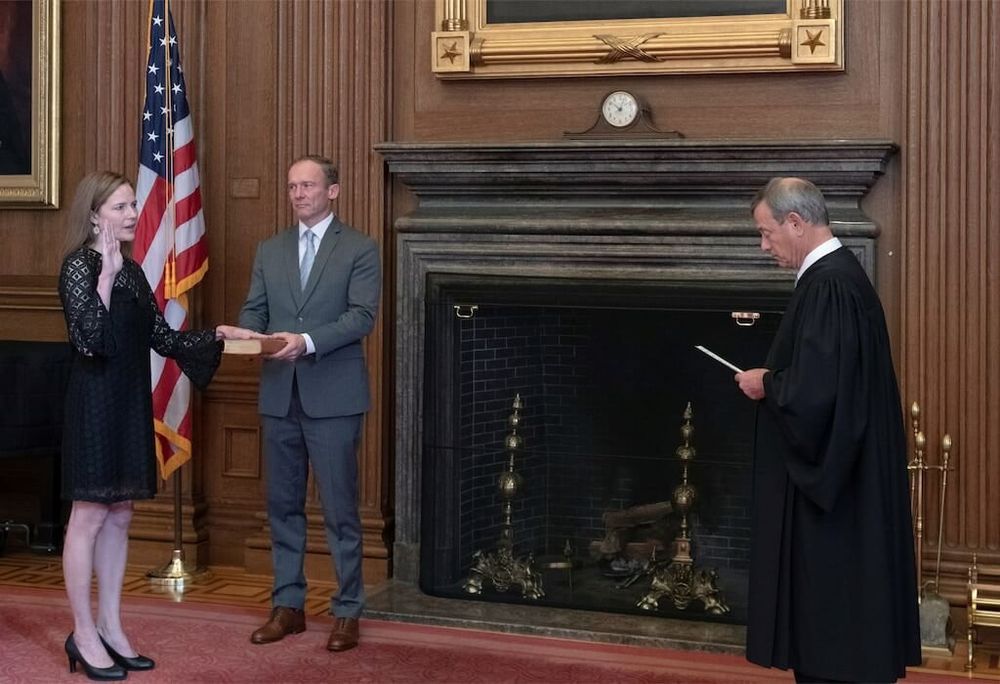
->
[0,0,392,581]
[386,0,996,600]
[1,0,997,600]
[901,0,1000,599]
[192,0,394,578]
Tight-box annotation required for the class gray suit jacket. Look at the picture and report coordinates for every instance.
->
[238,218,380,418]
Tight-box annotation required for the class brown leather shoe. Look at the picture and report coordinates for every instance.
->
[326,617,359,652]
[250,606,306,644]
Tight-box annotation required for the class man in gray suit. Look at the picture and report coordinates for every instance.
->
[239,155,380,652]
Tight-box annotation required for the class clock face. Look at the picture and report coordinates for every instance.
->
[601,91,639,128]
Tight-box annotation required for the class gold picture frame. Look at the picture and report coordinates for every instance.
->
[0,0,59,207]
[433,0,842,79]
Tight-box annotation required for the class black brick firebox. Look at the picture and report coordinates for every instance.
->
[420,277,786,623]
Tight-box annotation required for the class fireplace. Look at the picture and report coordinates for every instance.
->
[378,139,894,634]
[419,276,789,623]
[0,340,73,552]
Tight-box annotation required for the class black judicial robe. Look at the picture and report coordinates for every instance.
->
[746,247,921,682]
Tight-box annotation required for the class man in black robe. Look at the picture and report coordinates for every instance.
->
[736,177,921,683]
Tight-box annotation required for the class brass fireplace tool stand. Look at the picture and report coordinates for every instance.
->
[908,400,956,655]
[463,394,544,599]
[634,403,729,615]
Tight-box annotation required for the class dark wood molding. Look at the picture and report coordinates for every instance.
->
[0,276,65,341]
[900,0,1000,591]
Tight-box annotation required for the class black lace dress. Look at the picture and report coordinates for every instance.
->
[58,247,222,503]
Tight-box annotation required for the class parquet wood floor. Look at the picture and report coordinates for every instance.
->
[0,550,339,616]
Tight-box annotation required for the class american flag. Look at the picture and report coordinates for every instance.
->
[133,0,208,480]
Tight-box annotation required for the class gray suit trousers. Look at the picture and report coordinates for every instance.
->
[262,386,365,618]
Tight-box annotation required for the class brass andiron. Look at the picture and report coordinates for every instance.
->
[463,394,544,599]
[636,403,729,615]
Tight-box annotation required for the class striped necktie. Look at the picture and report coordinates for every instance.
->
[300,229,316,290]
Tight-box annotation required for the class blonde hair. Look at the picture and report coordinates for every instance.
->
[63,171,134,258]
[292,154,338,186]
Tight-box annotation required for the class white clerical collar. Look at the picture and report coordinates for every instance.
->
[797,237,842,284]
[299,213,335,242]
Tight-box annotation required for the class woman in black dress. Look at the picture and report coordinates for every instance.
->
[58,171,258,680]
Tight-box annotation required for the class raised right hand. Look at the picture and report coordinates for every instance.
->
[97,220,123,280]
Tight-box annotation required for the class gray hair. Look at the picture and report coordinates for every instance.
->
[751,177,829,226]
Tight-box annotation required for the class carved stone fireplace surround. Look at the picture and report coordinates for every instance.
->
[371,139,895,648]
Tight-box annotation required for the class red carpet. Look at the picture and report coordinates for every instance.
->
[0,586,950,683]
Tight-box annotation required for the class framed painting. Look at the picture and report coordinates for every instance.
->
[433,0,842,78]
[0,0,59,207]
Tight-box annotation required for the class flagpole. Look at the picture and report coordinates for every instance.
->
[146,0,207,589]
[146,470,208,587]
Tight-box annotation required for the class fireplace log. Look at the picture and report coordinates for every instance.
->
[596,501,673,556]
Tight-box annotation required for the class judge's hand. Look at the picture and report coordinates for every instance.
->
[97,220,123,280]
[736,368,769,401]
[266,332,306,361]
[215,325,267,341]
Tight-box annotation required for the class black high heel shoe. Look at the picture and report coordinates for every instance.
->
[64,633,127,681]
[99,635,156,671]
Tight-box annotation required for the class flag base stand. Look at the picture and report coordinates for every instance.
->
[146,469,209,590]
[146,548,209,586]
